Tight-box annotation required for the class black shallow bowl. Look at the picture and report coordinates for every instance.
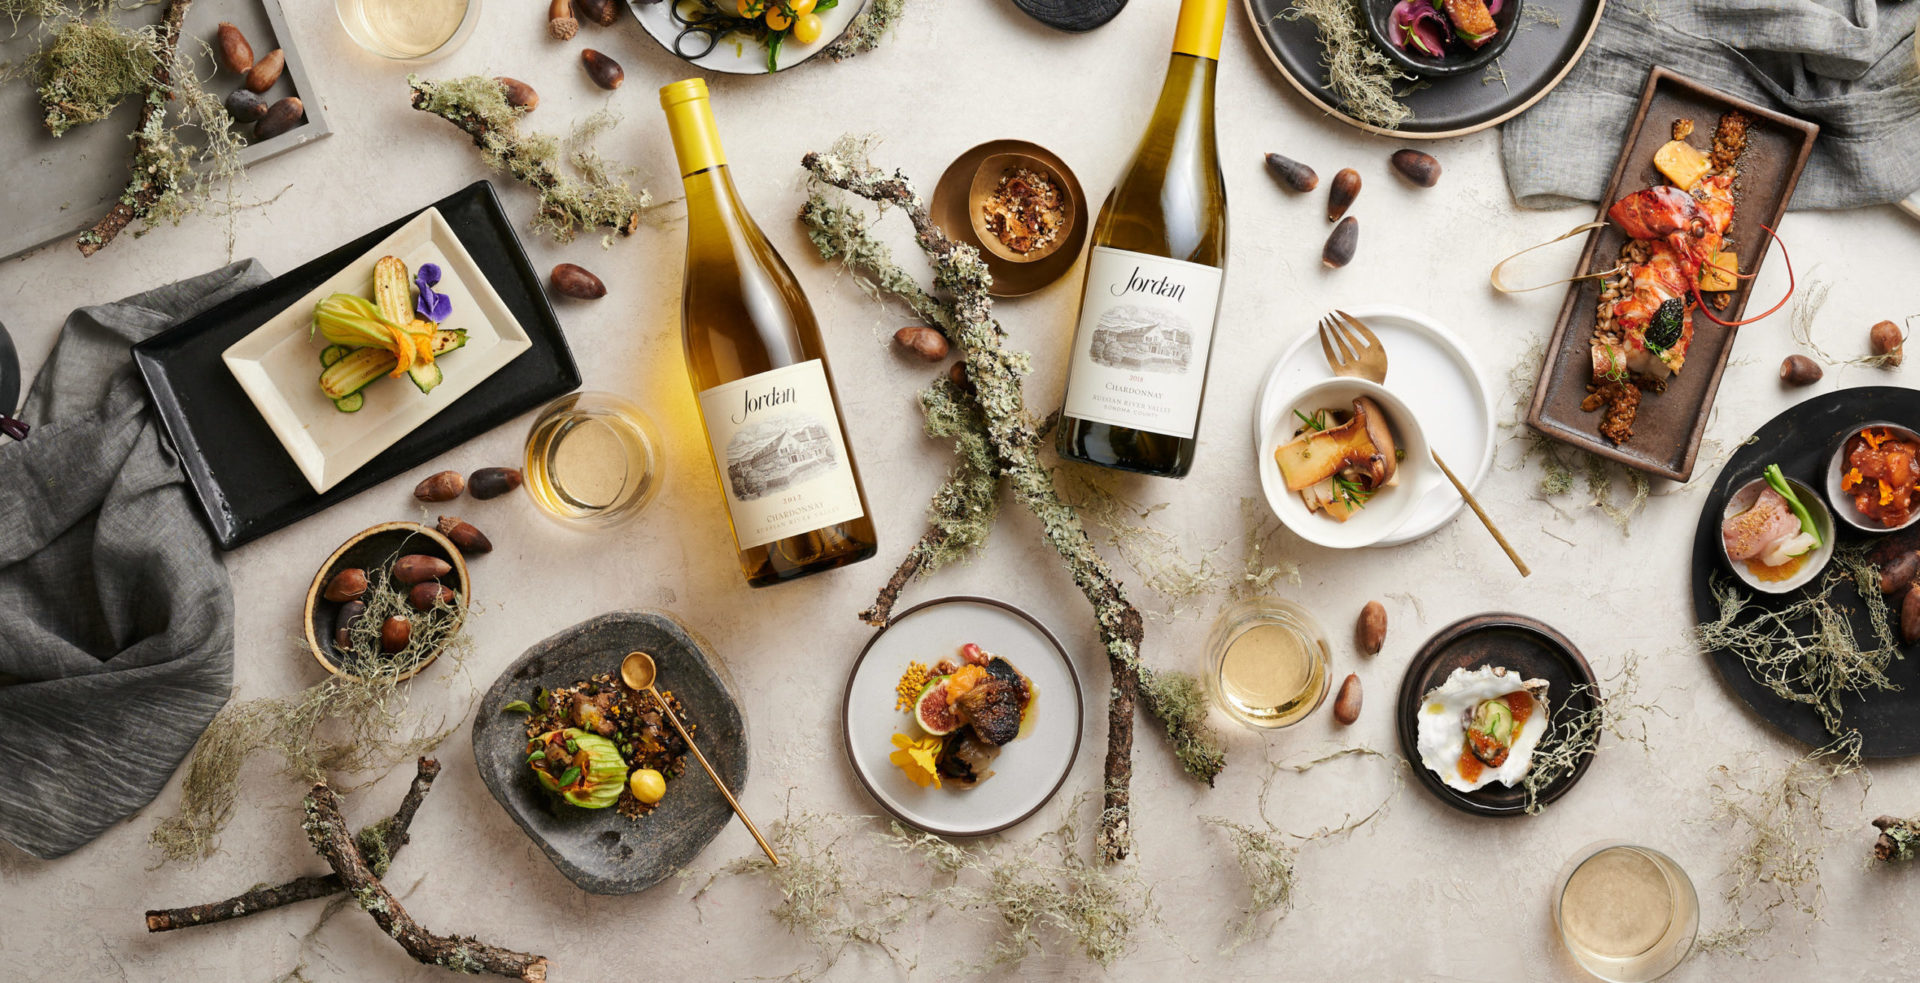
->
[472,610,749,895]
[1396,613,1599,816]
[1364,0,1522,78]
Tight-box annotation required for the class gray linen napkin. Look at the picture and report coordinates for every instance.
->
[1502,1,1920,210]
[0,261,267,859]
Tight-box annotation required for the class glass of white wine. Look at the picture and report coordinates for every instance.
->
[336,0,480,62]
[523,392,664,529]
[1553,842,1699,982]
[1203,597,1330,729]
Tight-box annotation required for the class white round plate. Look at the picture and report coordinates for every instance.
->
[629,0,868,75]
[1252,305,1494,548]
[842,596,1083,837]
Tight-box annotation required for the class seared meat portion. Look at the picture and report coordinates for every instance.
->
[956,678,1023,746]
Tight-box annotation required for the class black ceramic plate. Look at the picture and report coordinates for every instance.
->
[472,610,749,895]
[1244,0,1605,138]
[131,181,579,550]
[1396,613,1599,816]
[0,317,18,418]
[1689,386,1920,757]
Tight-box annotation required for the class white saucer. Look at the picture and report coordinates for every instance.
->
[1252,305,1495,547]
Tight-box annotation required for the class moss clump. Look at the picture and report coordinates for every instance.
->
[34,14,157,135]
[1280,0,1414,130]
[824,0,905,61]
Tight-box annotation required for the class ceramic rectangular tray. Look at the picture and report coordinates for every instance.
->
[1525,67,1819,482]
[134,181,580,550]
[222,208,532,493]
[1,0,330,260]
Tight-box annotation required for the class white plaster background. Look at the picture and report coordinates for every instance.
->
[2,1,1918,980]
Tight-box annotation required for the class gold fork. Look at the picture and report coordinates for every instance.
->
[1316,310,1530,577]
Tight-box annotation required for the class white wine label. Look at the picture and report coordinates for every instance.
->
[697,359,866,551]
[1061,246,1224,439]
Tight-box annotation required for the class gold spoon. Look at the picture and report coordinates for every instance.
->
[620,650,780,866]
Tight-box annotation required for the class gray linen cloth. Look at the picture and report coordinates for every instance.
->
[0,261,267,859]
[1503,0,1920,210]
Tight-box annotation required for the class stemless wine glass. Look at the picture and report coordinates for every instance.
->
[523,391,664,529]
[336,0,481,62]
[1552,841,1700,982]
[1202,596,1331,729]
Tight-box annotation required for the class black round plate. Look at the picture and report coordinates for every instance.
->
[1243,0,1605,137]
[1396,613,1599,816]
[1012,0,1127,32]
[1689,386,1920,757]
[0,317,18,418]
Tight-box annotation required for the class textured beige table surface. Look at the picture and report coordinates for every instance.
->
[3,2,1918,980]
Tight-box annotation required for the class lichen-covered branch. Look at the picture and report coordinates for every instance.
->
[408,75,650,244]
[823,0,904,61]
[304,782,547,981]
[802,145,1227,860]
[144,758,441,933]
[75,0,189,256]
[1873,815,1920,863]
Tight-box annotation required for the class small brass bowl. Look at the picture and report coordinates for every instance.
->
[303,520,471,682]
[968,151,1078,265]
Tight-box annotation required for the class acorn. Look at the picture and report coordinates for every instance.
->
[409,583,457,612]
[582,48,624,90]
[380,615,412,653]
[577,0,620,26]
[894,326,948,361]
[1332,674,1362,725]
[1327,168,1361,222]
[254,96,304,140]
[1779,354,1822,387]
[224,88,268,123]
[1871,320,1905,367]
[323,567,367,603]
[244,48,284,93]
[549,263,606,299]
[1322,217,1359,269]
[215,23,254,74]
[392,554,453,586]
[333,600,366,650]
[414,470,465,502]
[497,77,539,111]
[438,516,492,554]
[469,467,523,500]
[1263,153,1318,193]
[1389,149,1442,187]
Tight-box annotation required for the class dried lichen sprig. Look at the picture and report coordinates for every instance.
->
[823,0,904,61]
[149,569,471,864]
[1236,497,1300,598]
[1204,746,1400,951]
[35,13,158,136]
[1786,275,1907,370]
[1500,341,1654,531]
[1065,469,1225,615]
[408,74,652,245]
[1278,0,1414,130]
[144,758,440,932]
[1520,652,1659,814]
[1871,814,1920,863]
[1697,731,1866,954]
[799,142,1227,860]
[304,781,548,981]
[1695,550,1901,739]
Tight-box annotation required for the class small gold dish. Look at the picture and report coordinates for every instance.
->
[968,152,1077,265]
[932,140,1088,297]
[302,520,471,682]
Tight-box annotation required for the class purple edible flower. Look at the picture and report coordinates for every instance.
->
[414,262,452,323]
[1390,0,1450,57]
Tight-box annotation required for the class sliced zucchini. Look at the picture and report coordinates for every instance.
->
[318,330,468,400]
[332,391,365,413]
[319,344,352,368]
[407,361,444,394]
[373,256,413,328]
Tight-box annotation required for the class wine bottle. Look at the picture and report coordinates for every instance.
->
[661,78,878,587]
[1055,0,1229,478]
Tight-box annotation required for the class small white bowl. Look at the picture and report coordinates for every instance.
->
[1720,474,1834,594]
[1259,377,1441,550]
[1826,421,1920,533]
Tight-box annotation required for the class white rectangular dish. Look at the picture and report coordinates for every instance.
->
[222,208,532,493]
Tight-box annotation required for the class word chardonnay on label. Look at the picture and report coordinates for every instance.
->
[661,78,877,587]
[1055,0,1229,479]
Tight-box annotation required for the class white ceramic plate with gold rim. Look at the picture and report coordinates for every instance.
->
[842,596,1083,838]
[222,208,532,493]
[1253,304,1495,548]
[628,0,868,75]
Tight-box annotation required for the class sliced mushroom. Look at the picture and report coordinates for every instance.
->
[1352,397,1399,488]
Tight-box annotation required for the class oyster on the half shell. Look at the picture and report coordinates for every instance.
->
[1414,665,1550,792]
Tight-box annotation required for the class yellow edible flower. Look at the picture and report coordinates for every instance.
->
[888,733,942,789]
[1845,467,1863,490]
[1865,428,1890,450]
[1881,479,1895,506]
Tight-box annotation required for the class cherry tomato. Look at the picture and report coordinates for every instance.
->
[765,4,792,30]
[792,11,822,43]
[792,0,817,13]
[628,768,666,805]
[736,0,766,16]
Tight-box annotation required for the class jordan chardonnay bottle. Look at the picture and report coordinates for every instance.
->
[1055,0,1229,478]
[661,78,878,587]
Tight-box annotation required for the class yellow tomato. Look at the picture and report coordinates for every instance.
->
[791,11,823,43]
[792,0,817,14]
[628,768,666,805]
[765,5,792,30]
[736,0,766,16]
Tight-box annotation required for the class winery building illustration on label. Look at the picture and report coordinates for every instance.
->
[1087,304,1195,374]
[696,359,866,550]
[1062,247,1223,440]
[725,414,839,501]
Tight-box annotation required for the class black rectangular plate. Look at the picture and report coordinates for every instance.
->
[133,180,580,550]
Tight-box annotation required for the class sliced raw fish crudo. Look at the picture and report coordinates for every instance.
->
[1722,488,1802,561]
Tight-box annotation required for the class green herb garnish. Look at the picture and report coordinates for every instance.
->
[1764,463,1822,547]
[503,699,532,714]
